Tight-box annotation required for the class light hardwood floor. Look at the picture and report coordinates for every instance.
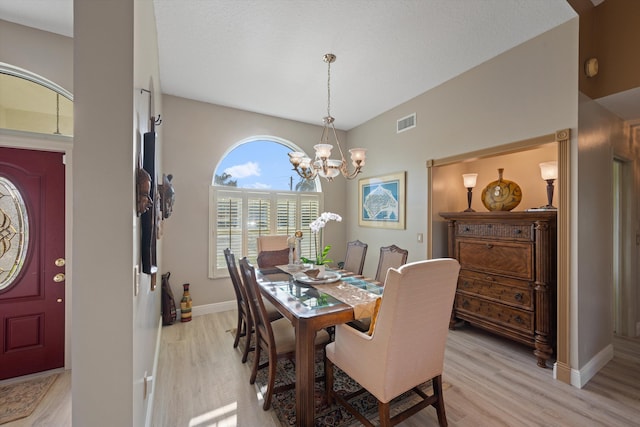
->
[6,310,640,426]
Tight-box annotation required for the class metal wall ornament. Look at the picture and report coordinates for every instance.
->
[136,168,153,216]
[158,173,175,219]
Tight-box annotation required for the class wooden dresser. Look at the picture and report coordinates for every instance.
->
[440,211,557,368]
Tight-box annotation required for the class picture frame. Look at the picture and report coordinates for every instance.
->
[358,171,406,229]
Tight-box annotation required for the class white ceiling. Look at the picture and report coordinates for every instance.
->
[0,0,578,130]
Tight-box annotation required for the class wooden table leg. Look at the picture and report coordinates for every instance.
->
[295,319,316,427]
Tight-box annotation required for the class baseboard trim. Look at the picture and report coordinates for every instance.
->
[569,343,613,388]
[177,300,236,319]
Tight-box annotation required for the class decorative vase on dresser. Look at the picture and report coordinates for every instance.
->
[180,283,192,322]
[440,211,557,368]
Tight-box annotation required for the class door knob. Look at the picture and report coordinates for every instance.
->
[53,273,65,283]
[55,258,66,267]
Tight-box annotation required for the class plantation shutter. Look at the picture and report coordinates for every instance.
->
[299,195,320,260]
[276,195,298,236]
[210,187,322,278]
[247,193,272,262]
[213,190,243,271]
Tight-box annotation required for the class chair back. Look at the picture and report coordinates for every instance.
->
[358,259,460,402]
[238,257,274,348]
[224,248,249,317]
[343,240,368,275]
[257,235,289,252]
[374,244,408,282]
[257,248,290,268]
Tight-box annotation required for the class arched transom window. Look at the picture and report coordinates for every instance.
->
[0,62,73,136]
[209,137,322,277]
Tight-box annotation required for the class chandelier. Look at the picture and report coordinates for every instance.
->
[288,53,367,181]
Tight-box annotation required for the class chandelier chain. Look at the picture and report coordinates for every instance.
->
[287,53,366,181]
[326,58,331,118]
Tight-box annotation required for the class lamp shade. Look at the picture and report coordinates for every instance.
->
[314,143,333,159]
[462,173,478,188]
[349,148,366,167]
[539,161,558,180]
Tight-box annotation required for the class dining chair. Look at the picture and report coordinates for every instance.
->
[374,244,409,283]
[325,258,461,427]
[256,248,291,269]
[256,234,289,253]
[347,244,409,332]
[342,239,368,275]
[224,248,282,363]
[238,257,331,410]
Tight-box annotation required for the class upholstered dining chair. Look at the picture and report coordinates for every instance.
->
[325,258,461,427]
[374,244,409,283]
[256,248,290,269]
[238,257,331,410]
[256,235,293,269]
[256,234,289,253]
[224,248,282,363]
[342,239,368,275]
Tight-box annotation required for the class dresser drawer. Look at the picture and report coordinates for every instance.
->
[455,222,533,241]
[458,271,533,310]
[457,239,533,280]
[454,294,534,334]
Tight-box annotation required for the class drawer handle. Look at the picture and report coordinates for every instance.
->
[515,229,522,234]
[514,293,523,301]
[485,276,495,282]
[462,280,471,287]
[514,315,524,324]
[485,243,493,249]
[462,299,470,308]
[463,226,470,232]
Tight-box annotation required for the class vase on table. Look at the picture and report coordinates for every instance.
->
[180,283,192,322]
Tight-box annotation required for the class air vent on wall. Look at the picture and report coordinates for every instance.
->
[397,113,416,133]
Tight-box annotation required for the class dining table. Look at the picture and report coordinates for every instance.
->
[256,264,383,427]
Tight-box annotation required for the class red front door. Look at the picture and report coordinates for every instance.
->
[0,147,65,380]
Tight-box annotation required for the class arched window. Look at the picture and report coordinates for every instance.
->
[209,136,322,277]
[0,63,73,136]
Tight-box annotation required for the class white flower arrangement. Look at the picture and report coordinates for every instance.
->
[301,212,342,265]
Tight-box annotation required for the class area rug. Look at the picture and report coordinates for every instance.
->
[0,374,58,425]
[249,350,448,426]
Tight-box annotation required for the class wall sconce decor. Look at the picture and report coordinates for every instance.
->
[539,161,558,209]
[288,53,367,181]
[462,173,478,212]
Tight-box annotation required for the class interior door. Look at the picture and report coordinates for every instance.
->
[0,147,65,380]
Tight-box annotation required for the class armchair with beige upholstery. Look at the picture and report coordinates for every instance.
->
[325,258,460,427]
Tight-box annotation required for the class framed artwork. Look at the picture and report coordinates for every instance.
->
[358,172,406,229]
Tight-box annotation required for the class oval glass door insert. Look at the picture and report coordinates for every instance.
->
[0,177,29,290]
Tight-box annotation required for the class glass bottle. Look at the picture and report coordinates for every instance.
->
[180,283,192,322]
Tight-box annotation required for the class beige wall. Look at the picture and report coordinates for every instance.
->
[74,0,161,425]
[575,93,626,369]
[0,19,73,92]
[346,20,579,279]
[161,96,347,307]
